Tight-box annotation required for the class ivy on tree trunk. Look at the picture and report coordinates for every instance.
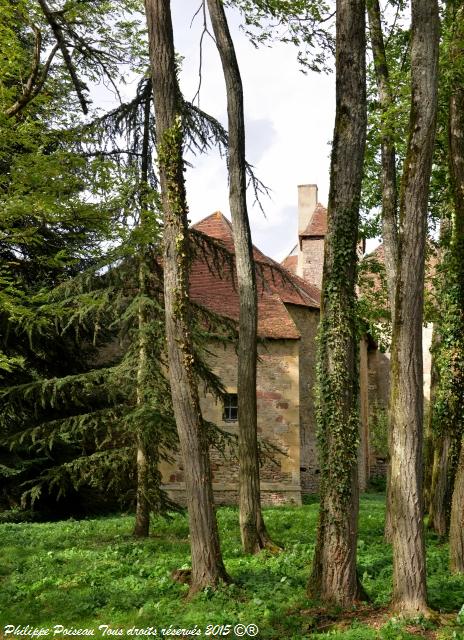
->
[144,0,229,592]
[308,0,367,606]
[366,0,399,544]
[447,0,464,574]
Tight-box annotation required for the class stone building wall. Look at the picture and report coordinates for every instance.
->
[160,338,302,506]
[298,237,325,290]
[286,305,320,494]
[366,324,434,479]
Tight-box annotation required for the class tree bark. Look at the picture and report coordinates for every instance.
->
[450,439,464,572]
[308,0,367,606]
[428,433,457,537]
[366,0,399,544]
[447,0,464,573]
[389,0,439,614]
[133,87,152,539]
[144,0,229,592]
[206,0,271,555]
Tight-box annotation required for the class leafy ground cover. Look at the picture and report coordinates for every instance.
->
[1,495,463,639]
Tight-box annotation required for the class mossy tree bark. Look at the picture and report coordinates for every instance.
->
[366,0,399,544]
[389,0,439,614]
[206,0,271,555]
[308,0,367,606]
[447,0,464,574]
[144,0,229,591]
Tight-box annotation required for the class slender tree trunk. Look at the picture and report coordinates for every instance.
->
[134,439,150,536]
[206,0,271,555]
[428,433,457,537]
[144,0,229,592]
[450,439,464,572]
[424,324,440,516]
[426,217,459,537]
[448,0,464,573]
[366,0,399,544]
[308,0,367,606]
[389,0,439,614]
[134,87,153,539]
[133,278,150,536]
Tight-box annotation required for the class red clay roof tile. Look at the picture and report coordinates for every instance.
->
[281,254,297,274]
[190,212,320,339]
[300,203,328,237]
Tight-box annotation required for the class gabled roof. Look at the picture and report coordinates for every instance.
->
[300,203,328,238]
[190,212,320,340]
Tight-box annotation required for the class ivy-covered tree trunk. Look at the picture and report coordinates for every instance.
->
[144,0,229,591]
[308,0,367,606]
[389,0,439,613]
[447,0,464,574]
[206,0,271,555]
[366,0,399,544]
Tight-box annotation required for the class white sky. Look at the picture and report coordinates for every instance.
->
[168,2,336,262]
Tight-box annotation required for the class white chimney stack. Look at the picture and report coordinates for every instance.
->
[298,184,318,235]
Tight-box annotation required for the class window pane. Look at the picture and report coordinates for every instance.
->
[223,393,238,421]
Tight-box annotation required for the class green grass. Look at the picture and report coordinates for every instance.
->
[1,495,463,639]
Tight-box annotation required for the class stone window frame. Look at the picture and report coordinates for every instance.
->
[223,392,238,422]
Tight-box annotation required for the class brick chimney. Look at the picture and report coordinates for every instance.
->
[298,184,318,235]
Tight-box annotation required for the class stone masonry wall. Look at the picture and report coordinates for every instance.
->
[160,338,302,506]
[366,324,433,479]
[298,237,325,290]
[286,305,320,494]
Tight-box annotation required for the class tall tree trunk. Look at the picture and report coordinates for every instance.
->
[448,0,464,573]
[134,87,153,539]
[424,323,440,517]
[308,0,367,606]
[450,439,464,572]
[206,0,271,555]
[144,0,229,592]
[426,215,460,537]
[428,432,457,536]
[389,0,439,614]
[366,0,399,544]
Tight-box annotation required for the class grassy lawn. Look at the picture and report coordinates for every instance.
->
[1,494,464,639]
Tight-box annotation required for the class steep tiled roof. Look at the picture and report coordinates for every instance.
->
[190,212,320,340]
[300,203,328,237]
[281,254,297,274]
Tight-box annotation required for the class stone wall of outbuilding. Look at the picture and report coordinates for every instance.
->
[160,338,302,506]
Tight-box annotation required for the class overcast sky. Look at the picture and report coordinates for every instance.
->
[167,2,336,262]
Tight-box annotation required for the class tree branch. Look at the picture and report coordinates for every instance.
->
[5,28,58,118]
[37,0,90,114]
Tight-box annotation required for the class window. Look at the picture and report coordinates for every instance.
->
[223,393,238,422]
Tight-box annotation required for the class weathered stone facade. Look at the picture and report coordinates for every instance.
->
[161,339,303,505]
[286,304,320,493]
